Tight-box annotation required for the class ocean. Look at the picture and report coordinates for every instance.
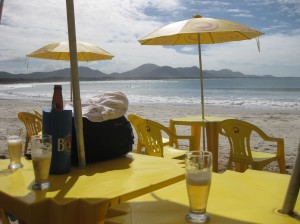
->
[1,77,299,110]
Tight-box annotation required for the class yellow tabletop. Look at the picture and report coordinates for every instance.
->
[170,116,231,172]
[107,170,300,224]
[170,115,229,124]
[0,153,185,224]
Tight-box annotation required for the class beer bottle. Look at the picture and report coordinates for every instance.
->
[51,85,63,112]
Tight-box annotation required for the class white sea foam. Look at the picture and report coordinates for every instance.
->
[1,78,299,110]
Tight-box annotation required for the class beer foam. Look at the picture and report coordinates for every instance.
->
[7,138,22,144]
[32,150,51,158]
[186,170,211,185]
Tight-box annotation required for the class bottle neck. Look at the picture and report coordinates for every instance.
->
[51,86,63,112]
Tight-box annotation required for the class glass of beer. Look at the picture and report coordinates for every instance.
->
[31,135,52,190]
[185,151,212,223]
[7,127,23,169]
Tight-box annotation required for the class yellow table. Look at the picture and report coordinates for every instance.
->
[170,116,230,172]
[0,153,185,224]
[107,170,300,224]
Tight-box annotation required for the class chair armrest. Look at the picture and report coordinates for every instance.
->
[255,128,285,157]
[275,138,285,158]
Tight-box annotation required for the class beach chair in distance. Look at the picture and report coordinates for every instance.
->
[219,119,286,173]
[128,114,174,153]
[141,118,194,159]
[18,112,42,155]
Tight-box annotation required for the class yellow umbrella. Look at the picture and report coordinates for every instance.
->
[139,15,264,120]
[27,41,114,101]
[27,41,114,61]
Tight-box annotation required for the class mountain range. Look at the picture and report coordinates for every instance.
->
[0,63,272,83]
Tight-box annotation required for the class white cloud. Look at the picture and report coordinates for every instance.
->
[227,9,245,13]
[277,0,300,16]
[199,1,231,6]
[232,13,254,18]
[201,31,300,76]
[181,47,194,52]
[0,0,299,77]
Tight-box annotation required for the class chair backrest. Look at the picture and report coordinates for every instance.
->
[18,111,42,136]
[128,114,171,157]
[33,109,43,119]
[18,112,42,153]
[219,119,258,164]
[128,114,147,153]
[142,119,167,157]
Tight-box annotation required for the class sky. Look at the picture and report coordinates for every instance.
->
[0,0,300,77]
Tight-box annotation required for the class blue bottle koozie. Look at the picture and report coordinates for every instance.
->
[42,109,72,174]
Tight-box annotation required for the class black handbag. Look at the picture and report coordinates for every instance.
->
[71,116,134,165]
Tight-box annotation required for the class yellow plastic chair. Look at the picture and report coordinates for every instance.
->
[18,112,42,154]
[219,119,286,173]
[128,114,174,153]
[140,118,194,159]
[33,109,43,119]
[128,114,147,153]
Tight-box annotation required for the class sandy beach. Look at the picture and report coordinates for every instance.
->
[0,99,299,174]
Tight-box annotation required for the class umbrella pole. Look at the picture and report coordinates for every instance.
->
[198,35,205,120]
[66,0,86,168]
[198,34,206,151]
[0,0,4,24]
[70,80,73,101]
[281,141,300,214]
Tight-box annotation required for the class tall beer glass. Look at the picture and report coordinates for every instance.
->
[185,151,212,223]
[7,127,23,169]
[31,135,52,190]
